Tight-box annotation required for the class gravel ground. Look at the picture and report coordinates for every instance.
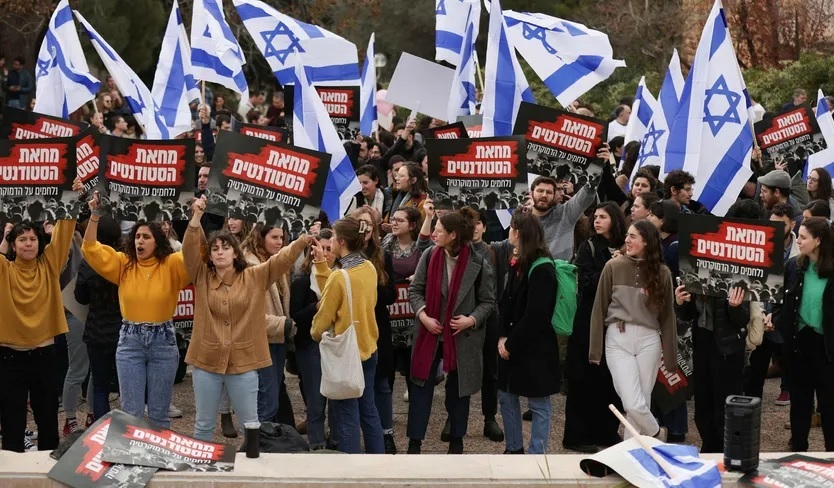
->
[43,370,826,454]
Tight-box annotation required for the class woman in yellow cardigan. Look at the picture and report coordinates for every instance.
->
[0,217,76,452]
[81,192,190,428]
[311,217,384,454]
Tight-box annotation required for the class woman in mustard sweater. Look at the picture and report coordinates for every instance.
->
[0,218,76,453]
[82,193,191,428]
[311,217,384,454]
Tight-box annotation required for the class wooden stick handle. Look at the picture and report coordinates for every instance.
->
[608,404,679,478]
[201,80,206,108]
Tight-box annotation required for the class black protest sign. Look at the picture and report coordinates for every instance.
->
[172,285,195,333]
[426,135,528,211]
[457,114,483,139]
[513,102,606,188]
[0,105,87,139]
[284,85,361,140]
[652,331,694,413]
[231,117,289,144]
[101,410,235,472]
[47,412,157,488]
[755,106,825,175]
[678,214,785,302]
[0,137,79,222]
[739,455,834,486]
[388,282,414,349]
[206,130,330,228]
[422,121,468,140]
[97,136,196,222]
[75,129,103,194]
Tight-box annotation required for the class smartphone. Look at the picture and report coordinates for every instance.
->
[675,277,683,288]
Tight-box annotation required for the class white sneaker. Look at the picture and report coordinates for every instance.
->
[169,403,183,418]
[24,429,37,441]
[23,436,37,452]
[654,427,668,443]
[403,390,409,402]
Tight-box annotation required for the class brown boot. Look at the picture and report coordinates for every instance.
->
[296,420,307,435]
[220,413,237,438]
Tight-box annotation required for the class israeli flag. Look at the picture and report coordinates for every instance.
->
[629,81,670,185]
[656,49,685,177]
[34,0,100,118]
[152,0,200,138]
[480,0,534,137]
[75,11,168,139]
[627,444,722,488]
[290,54,361,222]
[664,0,754,217]
[805,89,834,179]
[624,77,653,146]
[360,33,377,136]
[503,11,625,108]
[447,3,478,122]
[191,0,249,97]
[435,0,480,67]
[234,0,358,86]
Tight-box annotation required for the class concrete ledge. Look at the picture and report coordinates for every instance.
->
[0,451,813,487]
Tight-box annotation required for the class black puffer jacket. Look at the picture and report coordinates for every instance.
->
[75,259,122,348]
[774,257,834,362]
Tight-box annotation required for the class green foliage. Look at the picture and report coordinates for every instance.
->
[744,53,834,110]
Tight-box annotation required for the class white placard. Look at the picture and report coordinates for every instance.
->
[385,52,455,120]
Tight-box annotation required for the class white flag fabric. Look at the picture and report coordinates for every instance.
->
[503,11,625,108]
[446,3,478,122]
[290,56,361,221]
[623,77,652,146]
[75,11,168,139]
[360,33,377,136]
[191,0,249,96]
[805,89,834,180]
[152,0,200,138]
[34,0,100,117]
[629,80,669,186]
[234,0,358,86]
[480,0,534,137]
[664,0,754,216]
[435,0,480,67]
[656,49,685,177]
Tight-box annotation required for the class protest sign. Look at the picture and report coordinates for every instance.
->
[231,117,289,144]
[206,130,330,228]
[653,332,694,413]
[172,285,195,334]
[284,85,361,141]
[0,105,86,139]
[48,412,158,488]
[755,106,825,175]
[458,114,483,139]
[426,135,528,211]
[422,121,468,140]
[739,455,834,486]
[76,130,102,194]
[101,410,235,472]
[389,282,414,349]
[0,137,79,222]
[96,136,196,222]
[513,102,606,188]
[678,214,785,302]
[385,52,455,120]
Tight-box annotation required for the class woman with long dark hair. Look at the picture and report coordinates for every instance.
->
[774,217,834,451]
[0,214,77,452]
[82,192,191,429]
[497,210,559,454]
[803,199,831,220]
[183,197,311,441]
[807,167,834,218]
[346,165,393,219]
[391,163,428,218]
[407,210,495,454]
[590,220,677,440]
[563,202,627,452]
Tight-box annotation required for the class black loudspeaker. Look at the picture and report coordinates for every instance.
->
[724,395,761,472]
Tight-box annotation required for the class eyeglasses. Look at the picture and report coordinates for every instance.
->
[808,177,819,183]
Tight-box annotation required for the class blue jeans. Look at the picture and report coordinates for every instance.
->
[499,390,551,454]
[295,342,326,447]
[257,343,286,423]
[6,99,22,109]
[329,352,384,454]
[192,368,259,441]
[115,322,179,428]
[375,373,393,432]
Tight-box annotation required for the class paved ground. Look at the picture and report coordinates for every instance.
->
[44,370,825,455]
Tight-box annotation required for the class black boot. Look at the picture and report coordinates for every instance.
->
[483,419,504,442]
[220,413,237,438]
[522,409,533,421]
[448,437,464,454]
[407,439,422,454]
[384,433,398,454]
[440,417,451,442]
[503,448,525,454]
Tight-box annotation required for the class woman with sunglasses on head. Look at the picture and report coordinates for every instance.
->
[82,191,191,429]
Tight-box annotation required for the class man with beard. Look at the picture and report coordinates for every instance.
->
[528,171,597,261]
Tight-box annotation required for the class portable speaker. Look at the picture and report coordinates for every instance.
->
[723,395,761,472]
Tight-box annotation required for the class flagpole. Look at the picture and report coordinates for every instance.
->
[608,405,679,478]
[201,80,206,108]
[474,55,485,97]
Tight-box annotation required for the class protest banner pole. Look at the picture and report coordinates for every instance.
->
[608,404,679,478]
[474,55,485,96]
[201,80,206,108]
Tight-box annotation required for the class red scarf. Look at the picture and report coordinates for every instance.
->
[412,245,470,381]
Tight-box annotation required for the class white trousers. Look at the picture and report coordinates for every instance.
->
[605,324,661,437]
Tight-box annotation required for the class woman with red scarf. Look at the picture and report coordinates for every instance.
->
[406,210,495,454]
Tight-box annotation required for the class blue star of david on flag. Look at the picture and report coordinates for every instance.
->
[37,58,52,78]
[436,0,447,15]
[703,75,742,136]
[638,122,665,166]
[522,23,557,55]
[261,22,303,65]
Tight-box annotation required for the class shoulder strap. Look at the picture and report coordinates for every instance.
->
[340,269,355,326]
[588,239,595,257]
[528,257,553,277]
